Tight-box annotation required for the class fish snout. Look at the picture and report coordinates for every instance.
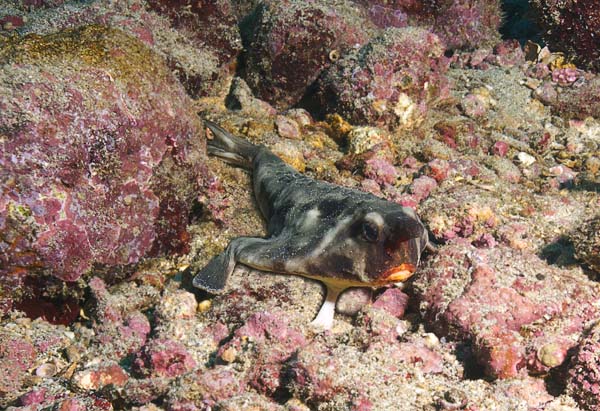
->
[381,262,416,282]
[379,235,426,283]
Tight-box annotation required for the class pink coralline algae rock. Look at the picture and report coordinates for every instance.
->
[425,158,450,182]
[539,76,600,120]
[290,337,446,409]
[488,39,526,68]
[408,175,438,202]
[218,311,307,395]
[491,141,509,157]
[145,0,242,98]
[531,0,600,72]
[240,0,372,109]
[372,288,409,318]
[135,338,197,378]
[275,115,301,140]
[312,27,450,129]
[552,67,583,86]
[358,0,502,50]
[0,337,36,399]
[0,26,207,309]
[567,322,600,411]
[165,366,246,409]
[88,277,155,359]
[363,158,399,186]
[413,241,600,379]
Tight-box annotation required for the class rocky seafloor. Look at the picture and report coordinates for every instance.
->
[1,1,599,410]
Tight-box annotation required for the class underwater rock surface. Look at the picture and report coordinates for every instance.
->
[1,1,600,411]
[531,0,600,73]
[0,25,206,310]
[311,27,450,130]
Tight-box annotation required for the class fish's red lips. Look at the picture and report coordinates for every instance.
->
[381,263,416,282]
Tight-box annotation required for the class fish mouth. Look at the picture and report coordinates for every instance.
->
[380,263,416,282]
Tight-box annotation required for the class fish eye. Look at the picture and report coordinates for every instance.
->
[361,220,380,242]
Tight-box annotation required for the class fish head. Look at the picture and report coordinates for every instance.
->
[362,208,429,285]
[302,204,428,287]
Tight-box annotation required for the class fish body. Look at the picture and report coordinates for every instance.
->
[194,121,429,330]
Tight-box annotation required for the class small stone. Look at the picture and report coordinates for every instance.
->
[72,362,129,390]
[585,156,600,174]
[533,82,558,105]
[220,346,237,363]
[517,152,536,167]
[347,126,392,155]
[423,332,440,349]
[284,109,313,127]
[156,290,197,321]
[198,299,212,313]
[36,363,58,378]
[336,288,372,316]
[276,115,301,140]
[491,141,509,157]
[372,288,409,318]
[65,345,82,362]
[538,343,566,368]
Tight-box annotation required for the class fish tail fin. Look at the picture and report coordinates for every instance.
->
[204,120,259,169]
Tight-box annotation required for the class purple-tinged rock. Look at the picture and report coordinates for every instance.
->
[312,27,450,129]
[358,0,502,50]
[552,67,583,86]
[491,141,509,157]
[372,288,409,319]
[413,242,600,379]
[567,322,600,411]
[531,0,600,72]
[0,338,36,399]
[409,175,438,202]
[134,338,197,378]
[363,158,398,186]
[336,288,372,316]
[0,26,207,311]
[540,76,600,120]
[240,0,372,109]
[487,40,526,68]
[88,277,156,359]
[217,311,307,395]
[527,62,552,79]
[424,159,450,183]
[275,115,301,140]
[145,0,242,98]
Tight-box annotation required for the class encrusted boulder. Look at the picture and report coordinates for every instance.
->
[310,27,450,129]
[240,0,373,109]
[0,25,207,312]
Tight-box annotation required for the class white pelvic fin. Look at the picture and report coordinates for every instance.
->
[310,285,343,332]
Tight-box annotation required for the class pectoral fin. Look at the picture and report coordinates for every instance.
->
[193,235,295,293]
[193,236,272,293]
[192,250,234,293]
